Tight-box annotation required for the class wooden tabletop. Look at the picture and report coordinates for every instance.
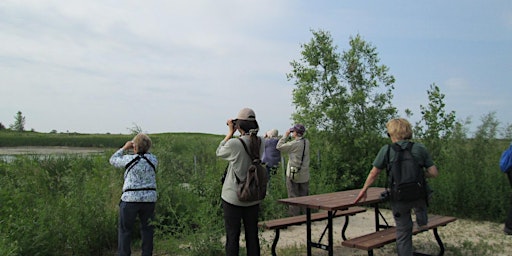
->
[278,187,386,211]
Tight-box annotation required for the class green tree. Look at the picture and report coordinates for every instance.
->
[414,84,456,161]
[9,111,25,132]
[287,31,396,189]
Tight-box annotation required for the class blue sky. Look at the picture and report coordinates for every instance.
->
[0,1,511,136]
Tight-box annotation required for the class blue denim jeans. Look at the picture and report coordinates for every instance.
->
[118,201,156,256]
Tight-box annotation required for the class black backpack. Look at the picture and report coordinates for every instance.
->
[385,142,427,202]
[235,138,268,202]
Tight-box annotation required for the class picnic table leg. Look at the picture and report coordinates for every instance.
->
[341,215,350,240]
[307,208,312,256]
[328,211,334,256]
[433,228,445,256]
[271,229,280,256]
[374,204,380,231]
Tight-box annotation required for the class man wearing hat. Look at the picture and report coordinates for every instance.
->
[276,124,310,216]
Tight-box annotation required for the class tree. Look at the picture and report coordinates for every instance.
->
[127,123,143,135]
[287,31,396,189]
[10,111,25,132]
[414,84,456,161]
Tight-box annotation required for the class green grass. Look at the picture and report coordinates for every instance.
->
[0,130,510,255]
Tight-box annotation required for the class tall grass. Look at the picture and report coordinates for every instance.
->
[0,131,510,255]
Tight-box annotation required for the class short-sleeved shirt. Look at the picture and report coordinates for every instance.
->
[372,140,434,170]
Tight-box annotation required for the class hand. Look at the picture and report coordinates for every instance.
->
[226,119,235,133]
[353,189,367,204]
[122,141,134,150]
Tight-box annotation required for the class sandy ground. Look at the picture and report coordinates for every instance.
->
[257,208,512,256]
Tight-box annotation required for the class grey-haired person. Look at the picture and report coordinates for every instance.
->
[216,107,264,256]
[276,124,310,216]
[263,129,281,187]
[109,133,158,256]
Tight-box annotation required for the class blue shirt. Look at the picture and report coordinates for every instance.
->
[109,148,158,202]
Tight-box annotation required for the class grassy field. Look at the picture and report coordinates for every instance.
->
[0,131,510,255]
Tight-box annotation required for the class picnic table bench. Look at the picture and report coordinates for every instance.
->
[341,214,457,256]
[259,206,366,256]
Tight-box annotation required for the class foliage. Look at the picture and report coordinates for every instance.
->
[414,83,457,162]
[0,125,511,254]
[287,30,396,189]
[9,111,25,132]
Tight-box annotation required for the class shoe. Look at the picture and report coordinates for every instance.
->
[504,226,512,235]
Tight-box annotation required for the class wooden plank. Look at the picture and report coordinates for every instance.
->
[277,187,386,211]
[259,206,366,230]
[341,214,457,250]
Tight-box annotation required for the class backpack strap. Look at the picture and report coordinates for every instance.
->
[123,153,157,192]
[297,139,306,171]
[235,138,262,183]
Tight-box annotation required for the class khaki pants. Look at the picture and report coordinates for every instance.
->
[286,177,309,216]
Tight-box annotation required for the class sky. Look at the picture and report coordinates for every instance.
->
[1,1,511,136]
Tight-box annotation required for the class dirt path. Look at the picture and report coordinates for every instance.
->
[258,208,512,255]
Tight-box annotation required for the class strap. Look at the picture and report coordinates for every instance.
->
[123,153,157,192]
[124,187,156,192]
[125,153,156,172]
[236,138,262,183]
[298,139,306,171]
[238,138,256,160]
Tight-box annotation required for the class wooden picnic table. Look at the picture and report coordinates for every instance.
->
[278,187,387,256]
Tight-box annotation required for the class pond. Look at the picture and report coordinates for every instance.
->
[0,146,105,162]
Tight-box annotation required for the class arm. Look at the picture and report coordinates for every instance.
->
[425,165,438,178]
[276,130,292,152]
[109,141,135,168]
[353,166,382,203]
[222,119,236,142]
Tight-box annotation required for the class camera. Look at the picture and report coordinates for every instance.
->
[380,190,390,201]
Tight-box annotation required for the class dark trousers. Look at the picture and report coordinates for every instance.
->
[222,200,260,256]
[391,199,428,256]
[506,172,512,229]
[118,201,156,256]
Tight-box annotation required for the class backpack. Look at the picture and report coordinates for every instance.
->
[235,138,268,202]
[500,145,512,173]
[385,142,427,202]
